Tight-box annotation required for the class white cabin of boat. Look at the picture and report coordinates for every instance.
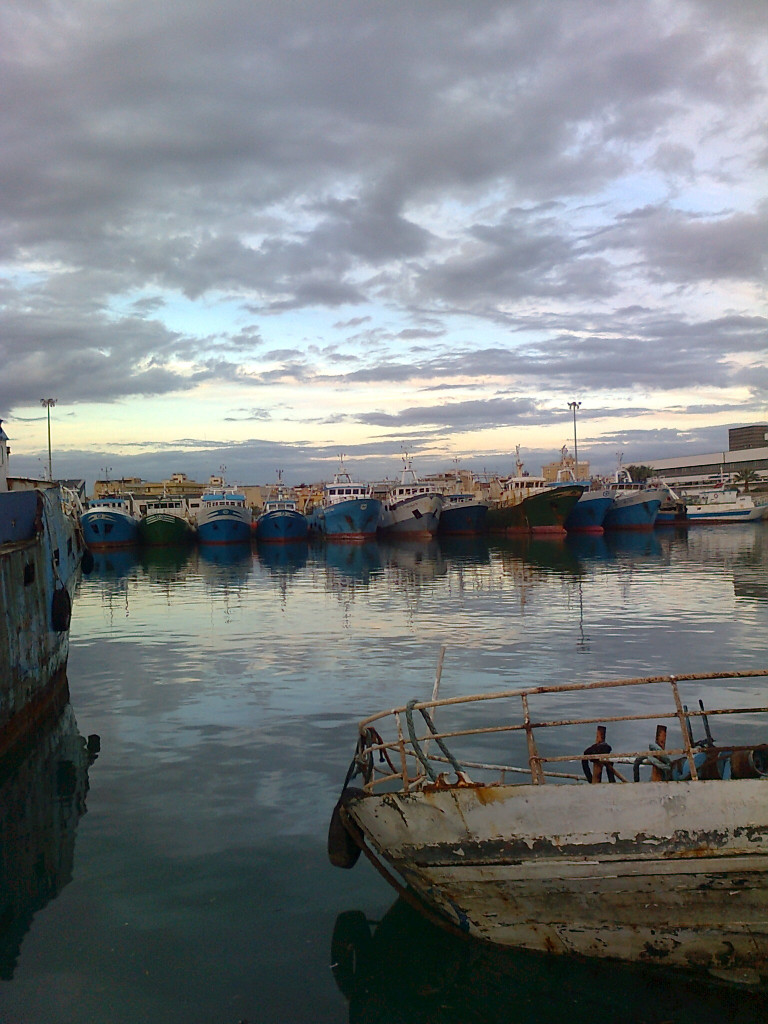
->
[386,455,440,502]
[325,457,374,505]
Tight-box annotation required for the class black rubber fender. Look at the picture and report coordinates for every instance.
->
[81,548,95,575]
[327,787,366,869]
[51,586,72,632]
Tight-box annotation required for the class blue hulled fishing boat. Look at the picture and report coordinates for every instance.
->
[545,460,612,534]
[316,459,381,541]
[603,469,664,531]
[564,489,614,532]
[81,495,139,548]
[438,493,489,535]
[195,484,252,544]
[255,476,308,543]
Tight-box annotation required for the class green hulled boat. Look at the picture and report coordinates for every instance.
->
[487,484,584,534]
[137,498,195,546]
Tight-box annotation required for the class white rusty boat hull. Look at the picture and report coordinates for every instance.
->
[345,778,768,979]
[379,494,442,537]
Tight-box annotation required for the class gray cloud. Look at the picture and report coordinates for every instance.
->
[593,203,768,284]
[1,0,766,470]
[357,396,540,431]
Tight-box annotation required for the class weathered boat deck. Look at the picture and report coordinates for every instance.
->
[333,669,768,983]
[352,670,768,791]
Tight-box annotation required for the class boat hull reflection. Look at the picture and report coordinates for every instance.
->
[0,701,99,979]
[332,898,768,1024]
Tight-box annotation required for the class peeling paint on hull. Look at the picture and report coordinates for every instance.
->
[346,780,768,980]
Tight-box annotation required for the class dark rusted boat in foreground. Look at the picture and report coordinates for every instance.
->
[1,420,84,761]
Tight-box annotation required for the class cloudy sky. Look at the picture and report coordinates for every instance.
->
[2,0,766,487]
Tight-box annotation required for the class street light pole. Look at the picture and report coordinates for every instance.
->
[40,398,57,481]
[568,401,581,478]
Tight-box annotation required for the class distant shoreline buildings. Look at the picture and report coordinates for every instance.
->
[645,423,768,486]
[87,423,768,503]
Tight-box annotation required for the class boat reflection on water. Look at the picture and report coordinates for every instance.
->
[86,546,138,619]
[331,898,767,1024]
[86,545,140,578]
[255,538,309,574]
[437,534,492,565]
[603,530,662,559]
[324,540,382,584]
[680,522,767,567]
[564,532,611,562]
[378,537,448,581]
[734,550,768,602]
[198,541,253,569]
[490,534,586,577]
[137,544,194,582]
[0,701,99,980]
[197,541,253,588]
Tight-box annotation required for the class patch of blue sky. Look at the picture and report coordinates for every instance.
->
[106,288,245,337]
[588,171,670,219]
[0,265,50,290]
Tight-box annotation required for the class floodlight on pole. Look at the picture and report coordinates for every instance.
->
[568,401,581,479]
[40,398,57,481]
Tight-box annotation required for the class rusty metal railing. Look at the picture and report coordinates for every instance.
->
[352,670,768,793]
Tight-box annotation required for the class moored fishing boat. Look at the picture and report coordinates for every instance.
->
[329,662,768,984]
[546,467,613,533]
[255,478,308,543]
[603,470,664,531]
[680,486,768,524]
[486,449,583,534]
[195,483,252,544]
[564,487,614,532]
[81,495,139,548]
[544,458,618,536]
[487,479,583,534]
[316,459,381,541]
[437,493,489,535]
[379,455,443,539]
[136,496,195,546]
[1,420,85,760]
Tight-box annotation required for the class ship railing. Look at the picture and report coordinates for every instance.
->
[353,670,768,793]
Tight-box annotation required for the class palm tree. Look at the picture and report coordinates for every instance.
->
[735,468,758,492]
[626,464,655,483]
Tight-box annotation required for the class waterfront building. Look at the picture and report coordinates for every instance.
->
[729,424,768,451]
[93,472,204,501]
[645,424,768,486]
[541,448,590,483]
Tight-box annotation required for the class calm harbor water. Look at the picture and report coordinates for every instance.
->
[2,525,768,1023]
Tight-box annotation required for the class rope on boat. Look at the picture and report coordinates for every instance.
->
[406,700,464,782]
[342,726,397,790]
[581,741,617,783]
[633,741,672,781]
